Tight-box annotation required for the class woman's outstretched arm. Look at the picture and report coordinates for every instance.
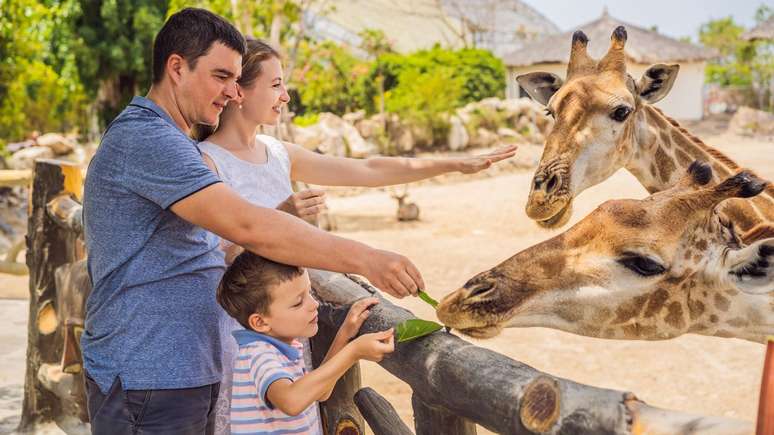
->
[284,142,517,187]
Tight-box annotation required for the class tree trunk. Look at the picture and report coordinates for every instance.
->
[19,160,88,432]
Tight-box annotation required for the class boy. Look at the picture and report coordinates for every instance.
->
[217,251,395,434]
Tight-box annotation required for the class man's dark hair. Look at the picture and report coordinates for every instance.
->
[152,8,246,84]
[217,251,304,329]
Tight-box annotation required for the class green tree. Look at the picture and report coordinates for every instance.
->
[0,0,87,144]
[699,6,774,109]
[291,40,371,114]
[62,0,169,128]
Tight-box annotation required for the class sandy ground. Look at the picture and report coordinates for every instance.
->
[0,128,771,433]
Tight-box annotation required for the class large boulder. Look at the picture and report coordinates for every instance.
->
[729,107,774,136]
[293,113,378,158]
[8,146,54,170]
[448,115,470,151]
[36,133,75,155]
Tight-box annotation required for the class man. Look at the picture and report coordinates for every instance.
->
[82,8,423,434]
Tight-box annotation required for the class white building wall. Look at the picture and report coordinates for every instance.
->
[507,61,706,120]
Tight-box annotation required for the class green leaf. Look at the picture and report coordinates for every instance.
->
[395,319,443,343]
[418,290,439,308]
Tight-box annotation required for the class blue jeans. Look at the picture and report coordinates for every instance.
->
[85,372,220,435]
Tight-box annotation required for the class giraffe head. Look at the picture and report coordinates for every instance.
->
[437,162,774,342]
[519,26,680,228]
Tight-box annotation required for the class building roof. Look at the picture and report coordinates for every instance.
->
[305,0,557,55]
[503,10,716,67]
[742,16,774,41]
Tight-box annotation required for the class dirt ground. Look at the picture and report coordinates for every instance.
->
[0,124,771,433]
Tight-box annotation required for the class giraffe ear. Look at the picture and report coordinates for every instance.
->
[516,72,563,106]
[725,238,774,295]
[637,64,679,104]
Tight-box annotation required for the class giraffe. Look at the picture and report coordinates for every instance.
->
[519,26,774,241]
[436,162,774,343]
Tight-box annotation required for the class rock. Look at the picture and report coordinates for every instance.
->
[448,115,470,151]
[8,146,54,170]
[292,124,325,151]
[317,113,378,158]
[470,127,499,148]
[355,117,383,140]
[36,133,75,155]
[729,107,774,136]
[6,140,36,153]
[342,110,366,124]
[385,115,415,153]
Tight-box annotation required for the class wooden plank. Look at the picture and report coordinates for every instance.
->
[0,169,32,187]
[309,269,753,435]
[354,387,413,435]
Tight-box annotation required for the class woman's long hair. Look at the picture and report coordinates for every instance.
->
[191,38,281,141]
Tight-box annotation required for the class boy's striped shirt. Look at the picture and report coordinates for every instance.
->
[230,329,322,435]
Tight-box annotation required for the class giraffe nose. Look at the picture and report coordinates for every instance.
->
[467,281,495,298]
[534,173,561,195]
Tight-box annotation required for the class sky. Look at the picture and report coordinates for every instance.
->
[520,0,773,42]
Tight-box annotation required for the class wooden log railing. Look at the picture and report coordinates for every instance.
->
[19,159,759,435]
[0,169,32,187]
[308,269,753,435]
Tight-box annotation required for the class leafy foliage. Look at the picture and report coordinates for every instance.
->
[700,5,774,110]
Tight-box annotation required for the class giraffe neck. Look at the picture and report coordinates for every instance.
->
[623,105,774,234]
[624,105,738,193]
[691,290,774,343]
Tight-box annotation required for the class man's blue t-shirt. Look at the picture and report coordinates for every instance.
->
[82,96,226,393]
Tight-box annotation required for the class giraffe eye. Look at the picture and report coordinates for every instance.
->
[618,254,665,276]
[610,105,632,122]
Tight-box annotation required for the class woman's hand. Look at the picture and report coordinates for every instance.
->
[277,189,327,221]
[455,145,518,174]
[338,297,379,340]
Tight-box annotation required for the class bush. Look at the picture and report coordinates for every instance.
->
[292,112,319,127]
[0,59,87,142]
[364,46,505,113]
[365,46,505,146]
[291,41,371,115]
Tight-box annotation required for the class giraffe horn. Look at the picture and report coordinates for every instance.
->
[685,169,768,211]
[598,26,628,74]
[566,31,595,79]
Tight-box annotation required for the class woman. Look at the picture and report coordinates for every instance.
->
[195,38,516,435]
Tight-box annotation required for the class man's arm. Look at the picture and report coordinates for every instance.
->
[170,182,423,297]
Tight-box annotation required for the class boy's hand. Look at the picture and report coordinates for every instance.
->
[339,297,379,340]
[277,189,327,221]
[455,145,518,174]
[351,329,395,362]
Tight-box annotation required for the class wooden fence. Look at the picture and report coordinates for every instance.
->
[14,160,762,434]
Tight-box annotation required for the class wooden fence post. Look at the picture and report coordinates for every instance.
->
[412,393,476,435]
[310,302,365,435]
[19,160,87,432]
[354,388,413,435]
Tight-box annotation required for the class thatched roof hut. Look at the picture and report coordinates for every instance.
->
[503,10,715,67]
[742,16,774,41]
[503,10,716,120]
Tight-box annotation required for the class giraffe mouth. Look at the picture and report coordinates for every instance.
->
[536,201,572,228]
[456,324,504,339]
